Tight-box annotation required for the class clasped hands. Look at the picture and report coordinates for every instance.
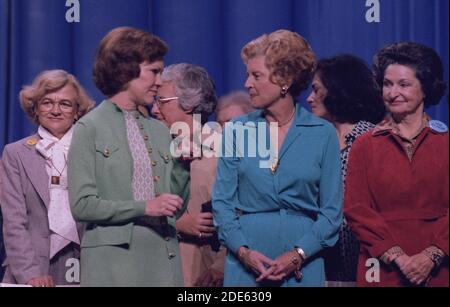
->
[394,253,435,286]
[237,247,302,282]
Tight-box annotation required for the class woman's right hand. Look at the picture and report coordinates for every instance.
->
[145,193,183,217]
[237,247,277,279]
[27,276,55,287]
[176,211,216,238]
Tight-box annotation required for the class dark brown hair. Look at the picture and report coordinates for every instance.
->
[93,27,168,97]
[373,41,447,107]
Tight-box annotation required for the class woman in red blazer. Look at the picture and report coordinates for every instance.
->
[344,42,448,287]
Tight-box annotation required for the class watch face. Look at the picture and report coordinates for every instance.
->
[295,247,306,260]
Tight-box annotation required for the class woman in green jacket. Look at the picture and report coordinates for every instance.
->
[68,27,190,287]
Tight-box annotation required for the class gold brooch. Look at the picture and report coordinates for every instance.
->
[26,138,38,146]
[270,158,279,175]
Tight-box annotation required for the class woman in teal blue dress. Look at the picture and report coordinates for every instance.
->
[212,30,343,287]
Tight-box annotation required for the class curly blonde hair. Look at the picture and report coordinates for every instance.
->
[19,70,95,124]
[241,29,316,97]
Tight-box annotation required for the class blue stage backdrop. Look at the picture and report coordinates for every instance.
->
[0,0,448,152]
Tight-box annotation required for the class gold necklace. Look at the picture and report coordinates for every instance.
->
[270,107,296,127]
[265,107,295,175]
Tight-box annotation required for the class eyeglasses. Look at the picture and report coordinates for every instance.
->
[154,96,179,107]
[38,98,76,113]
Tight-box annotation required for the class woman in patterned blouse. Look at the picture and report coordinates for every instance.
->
[307,54,386,286]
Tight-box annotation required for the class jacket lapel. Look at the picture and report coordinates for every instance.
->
[20,135,50,209]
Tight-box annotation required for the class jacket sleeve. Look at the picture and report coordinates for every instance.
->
[344,136,400,258]
[170,159,190,220]
[294,129,343,258]
[68,121,146,224]
[1,145,44,283]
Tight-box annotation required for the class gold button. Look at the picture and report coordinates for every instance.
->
[152,161,157,167]
[104,149,110,156]
[154,176,160,182]
[168,252,176,259]
[144,135,149,141]
[139,124,144,130]
[148,148,153,154]
[26,138,38,146]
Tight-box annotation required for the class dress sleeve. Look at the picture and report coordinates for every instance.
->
[212,131,248,254]
[344,136,400,258]
[430,210,448,256]
[294,129,343,258]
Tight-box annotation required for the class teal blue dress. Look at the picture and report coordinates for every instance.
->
[212,105,343,286]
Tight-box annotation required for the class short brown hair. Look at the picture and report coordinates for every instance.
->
[19,69,95,124]
[93,27,169,97]
[241,29,316,97]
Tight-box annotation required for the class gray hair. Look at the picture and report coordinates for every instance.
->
[216,90,254,114]
[161,63,217,123]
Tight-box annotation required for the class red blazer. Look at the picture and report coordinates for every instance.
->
[344,126,448,287]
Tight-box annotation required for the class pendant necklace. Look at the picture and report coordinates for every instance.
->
[268,107,295,174]
[49,153,67,185]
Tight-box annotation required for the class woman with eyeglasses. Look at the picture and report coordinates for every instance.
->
[151,63,227,287]
[1,69,94,287]
[68,27,190,286]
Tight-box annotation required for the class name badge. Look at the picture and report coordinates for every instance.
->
[429,120,448,133]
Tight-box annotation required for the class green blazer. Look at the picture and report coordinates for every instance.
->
[68,101,189,286]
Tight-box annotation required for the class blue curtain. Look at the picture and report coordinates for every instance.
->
[0,0,448,152]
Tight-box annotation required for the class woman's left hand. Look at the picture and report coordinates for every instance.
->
[399,253,434,286]
[256,251,301,282]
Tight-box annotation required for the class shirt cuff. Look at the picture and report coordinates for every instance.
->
[295,234,323,259]
[224,229,249,255]
[135,201,147,216]
[421,245,445,268]
[380,245,405,265]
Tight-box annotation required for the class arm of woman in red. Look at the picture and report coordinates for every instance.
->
[344,135,402,260]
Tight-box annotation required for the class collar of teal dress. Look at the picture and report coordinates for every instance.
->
[232,104,327,128]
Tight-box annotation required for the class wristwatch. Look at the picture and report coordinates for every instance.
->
[294,247,306,261]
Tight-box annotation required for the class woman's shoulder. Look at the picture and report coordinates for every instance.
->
[3,134,40,153]
[146,116,170,132]
[76,100,113,125]
[298,107,334,131]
